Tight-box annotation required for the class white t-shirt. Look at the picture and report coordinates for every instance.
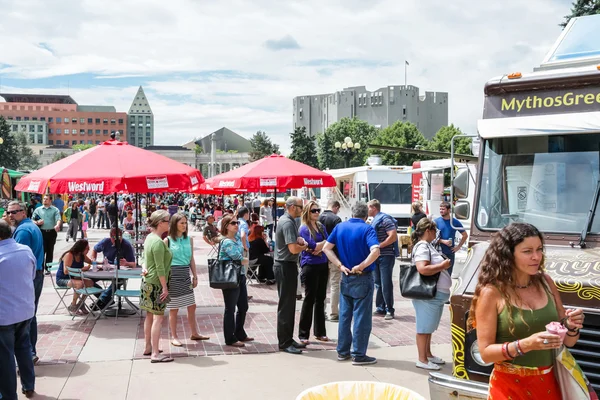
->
[97,200,105,211]
[412,240,452,293]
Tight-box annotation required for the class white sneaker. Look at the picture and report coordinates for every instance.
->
[428,356,446,365]
[416,360,441,370]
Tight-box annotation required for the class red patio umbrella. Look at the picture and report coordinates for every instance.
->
[209,154,336,228]
[15,140,203,194]
[209,154,335,191]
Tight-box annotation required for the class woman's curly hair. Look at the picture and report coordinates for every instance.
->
[467,223,546,335]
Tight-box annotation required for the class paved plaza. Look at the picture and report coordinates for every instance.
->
[19,227,452,399]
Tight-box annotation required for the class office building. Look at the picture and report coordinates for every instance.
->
[292,85,448,139]
[0,93,128,146]
[127,86,154,148]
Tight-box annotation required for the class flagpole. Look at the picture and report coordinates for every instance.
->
[405,60,408,86]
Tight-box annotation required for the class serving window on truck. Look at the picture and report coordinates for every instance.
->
[477,133,600,233]
[368,183,411,205]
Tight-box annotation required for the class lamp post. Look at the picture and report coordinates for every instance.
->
[334,136,361,168]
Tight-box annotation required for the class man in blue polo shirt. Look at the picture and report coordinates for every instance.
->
[323,202,380,366]
[90,228,136,310]
[7,201,45,366]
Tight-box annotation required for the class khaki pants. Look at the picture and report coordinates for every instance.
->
[327,261,341,317]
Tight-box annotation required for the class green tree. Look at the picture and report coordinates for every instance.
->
[316,131,336,170]
[368,121,428,165]
[249,130,280,161]
[319,117,378,168]
[52,152,69,162]
[194,144,203,154]
[426,124,472,155]
[0,116,19,169]
[561,0,600,27]
[72,144,95,151]
[14,133,40,170]
[289,126,318,168]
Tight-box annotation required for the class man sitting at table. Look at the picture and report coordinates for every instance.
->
[89,228,137,310]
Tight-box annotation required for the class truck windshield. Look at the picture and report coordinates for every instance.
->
[476,133,600,233]
[369,183,412,204]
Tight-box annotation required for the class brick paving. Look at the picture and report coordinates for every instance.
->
[33,228,451,365]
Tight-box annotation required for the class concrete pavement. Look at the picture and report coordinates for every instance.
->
[22,343,451,399]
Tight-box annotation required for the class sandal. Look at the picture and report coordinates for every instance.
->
[171,339,182,347]
[315,336,329,342]
[299,338,310,345]
[190,334,210,341]
[227,342,245,348]
[150,355,174,363]
[143,349,163,356]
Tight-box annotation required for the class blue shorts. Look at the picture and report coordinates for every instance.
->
[412,290,450,334]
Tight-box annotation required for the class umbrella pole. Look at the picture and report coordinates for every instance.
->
[135,193,139,266]
[273,188,277,233]
[114,192,121,270]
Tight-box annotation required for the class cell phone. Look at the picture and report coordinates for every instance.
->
[440,253,449,260]
[33,215,41,221]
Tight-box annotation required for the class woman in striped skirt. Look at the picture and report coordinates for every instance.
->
[165,213,210,346]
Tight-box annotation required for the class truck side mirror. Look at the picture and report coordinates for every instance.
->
[453,168,469,199]
[455,201,470,220]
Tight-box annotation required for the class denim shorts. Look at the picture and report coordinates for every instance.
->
[56,278,71,288]
[412,290,450,334]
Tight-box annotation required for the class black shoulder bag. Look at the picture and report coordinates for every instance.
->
[399,242,440,300]
[208,239,242,290]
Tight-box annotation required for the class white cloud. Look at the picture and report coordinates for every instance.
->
[0,0,572,153]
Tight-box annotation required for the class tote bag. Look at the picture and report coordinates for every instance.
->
[399,242,439,300]
[554,345,598,400]
[208,239,242,290]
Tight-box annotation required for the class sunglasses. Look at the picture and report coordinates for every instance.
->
[6,210,23,215]
[310,208,321,214]
[293,204,303,209]
[228,221,239,226]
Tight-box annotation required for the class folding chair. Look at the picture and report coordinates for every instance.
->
[207,242,219,258]
[67,267,105,322]
[246,259,261,284]
[47,261,72,314]
[113,267,142,324]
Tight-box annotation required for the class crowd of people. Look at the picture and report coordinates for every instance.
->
[0,191,588,398]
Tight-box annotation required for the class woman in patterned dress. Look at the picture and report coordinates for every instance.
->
[140,210,174,363]
[165,213,210,346]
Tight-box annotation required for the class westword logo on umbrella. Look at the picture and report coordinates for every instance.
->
[304,178,323,186]
[218,180,236,188]
[67,181,104,192]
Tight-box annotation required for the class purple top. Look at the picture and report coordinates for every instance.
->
[299,224,329,267]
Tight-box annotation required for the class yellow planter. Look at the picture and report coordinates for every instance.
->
[295,381,426,400]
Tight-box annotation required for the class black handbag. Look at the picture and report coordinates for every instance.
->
[208,239,242,290]
[399,242,440,300]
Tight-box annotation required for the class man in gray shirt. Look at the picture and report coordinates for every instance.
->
[274,197,307,354]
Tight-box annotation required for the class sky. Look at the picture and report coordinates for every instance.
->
[0,0,574,154]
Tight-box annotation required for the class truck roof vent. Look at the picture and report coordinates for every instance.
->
[367,155,382,166]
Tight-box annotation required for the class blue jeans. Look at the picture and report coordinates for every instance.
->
[337,272,374,358]
[30,270,44,358]
[374,255,395,315]
[0,319,35,399]
[221,275,249,345]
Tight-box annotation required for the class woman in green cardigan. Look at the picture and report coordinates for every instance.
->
[140,210,173,363]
